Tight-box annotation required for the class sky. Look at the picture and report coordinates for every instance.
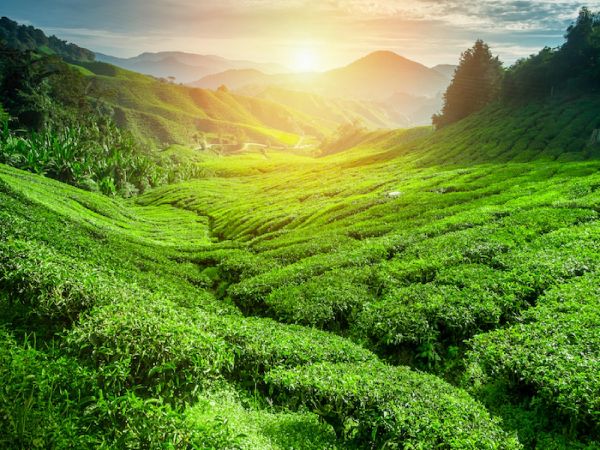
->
[3,0,599,71]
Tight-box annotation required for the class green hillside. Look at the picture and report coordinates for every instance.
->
[0,161,519,449]
[0,16,95,61]
[75,62,327,147]
[2,90,600,448]
[137,94,600,448]
[324,93,600,165]
[0,17,328,149]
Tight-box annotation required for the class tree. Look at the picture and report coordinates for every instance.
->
[563,8,598,66]
[559,7,600,82]
[0,41,95,130]
[501,8,600,103]
[433,40,503,129]
[502,47,560,102]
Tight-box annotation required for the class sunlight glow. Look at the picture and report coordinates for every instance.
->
[292,48,319,72]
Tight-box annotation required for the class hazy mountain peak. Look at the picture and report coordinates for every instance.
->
[347,51,427,70]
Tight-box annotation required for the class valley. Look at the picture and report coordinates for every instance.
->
[1,7,600,450]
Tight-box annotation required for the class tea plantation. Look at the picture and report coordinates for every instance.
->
[1,94,600,448]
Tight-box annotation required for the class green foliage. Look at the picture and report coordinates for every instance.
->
[214,315,376,384]
[185,386,339,449]
[0,116,201,196]
[1,164,522,448]
[0,16,95,61]
[265,268,373,329]
[433,40,503,128]
[131,97,600,447]
[434,9,600,127]
[503,8,600,102]
[0,238,115,321]
[0,328,208,449]
[0,42,205,197]
[66,300,233,401]
[266,362,521,449]
[467,272,600,440]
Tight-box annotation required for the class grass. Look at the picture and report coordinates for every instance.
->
[1,92,600,448]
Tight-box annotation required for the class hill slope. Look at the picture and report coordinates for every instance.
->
[74,61,327,147]
[135,94,600,448]
[0,16,95,61]
[2,93,600,448]
[0,17,325,148]
[241,85,404,129]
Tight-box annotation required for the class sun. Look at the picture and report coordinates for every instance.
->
[292,48,319,72]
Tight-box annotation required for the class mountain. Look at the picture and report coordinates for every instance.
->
[0,16,324,147]
[193,51,449,100]
[95,51,287,83]
[191,51,452,127]
[431,64,457,79]
[321,51,448,100]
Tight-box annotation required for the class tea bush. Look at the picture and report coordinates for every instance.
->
[467,272,600,439]
[266,362,522,449]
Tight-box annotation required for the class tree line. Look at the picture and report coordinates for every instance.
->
[434,7,600,128]
[0,16,95,62]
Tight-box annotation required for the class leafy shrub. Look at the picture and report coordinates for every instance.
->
[266,362,522,449]
[0,239,115,321]
[66,300,233,401]
[185,385,339,449]
[265,268,373,329]
[0,117,201,197]
[0,327,224,449]
[212,315,377,384]
[466,272,600,438]
[0,328,100,448]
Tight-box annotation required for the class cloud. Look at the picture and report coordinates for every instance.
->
[2,0,596,66]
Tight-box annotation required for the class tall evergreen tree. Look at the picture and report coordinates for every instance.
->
[559,7,600,81]
[433,40,503,128]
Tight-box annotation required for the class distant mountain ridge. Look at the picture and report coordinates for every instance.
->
[95,51,287,83]
[324,51,448,99]
[192,51,455,127]
[193,51,451,100]
[0,15,454,130]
